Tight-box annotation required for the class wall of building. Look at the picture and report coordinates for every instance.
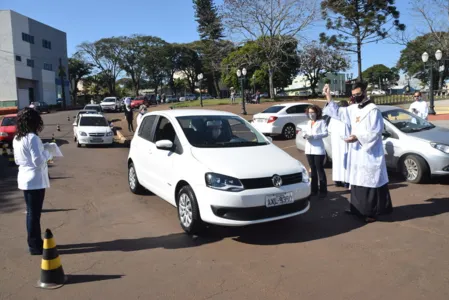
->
[0,11,18,106]
[9,10,69,108]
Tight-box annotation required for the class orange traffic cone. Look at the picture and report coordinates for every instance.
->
[36,229,67,289]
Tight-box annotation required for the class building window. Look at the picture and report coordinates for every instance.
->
[43,63,53,71]
[15,55,21,62]
[27,59,34,68]
[42,39,52,50]
[22,32,35,44]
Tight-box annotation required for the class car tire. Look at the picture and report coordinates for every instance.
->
[401,154,429,183]
[282,124,296,140]
[77,141,81,148]
[177,185,204,235]
[128,162,145,194]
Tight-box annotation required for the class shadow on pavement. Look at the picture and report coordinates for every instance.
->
[381,197,449,222]
[58,233,221,255]
[0,159,21,213]
[42,208,77,213]
[41,138,69,147]
[66,274,123,285]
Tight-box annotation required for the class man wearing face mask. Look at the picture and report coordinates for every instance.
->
[136,105,148,127]
[323,82,392,223]
[409,91,429,120]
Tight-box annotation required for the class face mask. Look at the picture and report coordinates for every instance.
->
[352,94,365,103]
[308,113,317,120]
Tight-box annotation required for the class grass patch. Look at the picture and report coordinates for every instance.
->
[171,98,275,108]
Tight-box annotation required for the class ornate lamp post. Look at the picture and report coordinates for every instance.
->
[421,50,448,115]
[236,68,247,115]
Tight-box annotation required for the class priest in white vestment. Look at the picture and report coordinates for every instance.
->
[323,82,393,223]
[327,100,351,188]
[409,91,429,120]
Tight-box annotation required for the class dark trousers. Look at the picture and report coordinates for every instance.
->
[306,155,327,194]
[127,119,134,132]
[23,189,45,252]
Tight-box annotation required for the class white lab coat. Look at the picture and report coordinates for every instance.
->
[328,118,350,183]
[323,101,389,188]
[13,133,52,190]
[303,119,328,155]
[409,100,429,120]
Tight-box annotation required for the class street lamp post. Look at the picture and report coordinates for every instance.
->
[236,68,247,115]
[252,74,256,95]
[197,73,204,107]
[422,51,437,115]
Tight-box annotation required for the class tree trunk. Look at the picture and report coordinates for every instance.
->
[212,71,220,98]
[268,68,275,99]
[310,83,317,96]
[357,40,363,82]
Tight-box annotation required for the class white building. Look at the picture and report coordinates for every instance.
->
[0,10,70,109]
[285,73,347,95]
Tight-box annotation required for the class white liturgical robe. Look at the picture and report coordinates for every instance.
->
[409,100,429,120]
[323,101,389,188]
[328,117,350,183]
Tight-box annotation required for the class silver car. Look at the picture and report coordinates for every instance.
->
[295,105,449,183]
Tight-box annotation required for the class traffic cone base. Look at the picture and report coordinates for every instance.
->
[36,229,66,289]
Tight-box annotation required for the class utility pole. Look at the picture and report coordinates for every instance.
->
[59,58,67,110]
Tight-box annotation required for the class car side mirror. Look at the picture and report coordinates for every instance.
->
[155,140,174,150]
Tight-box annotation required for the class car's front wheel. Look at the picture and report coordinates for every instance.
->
[282,124,296,140]
[177,185,203,235]
[401,154,429,183]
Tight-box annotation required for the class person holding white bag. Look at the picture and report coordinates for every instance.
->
[302,105,329,198]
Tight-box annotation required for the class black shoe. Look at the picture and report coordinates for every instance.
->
[344,183,350,188]
[344,209,354,215]
[29,248,43,255]
[310,192,318,197]
[319,192,328,199]
[335,182,343,187]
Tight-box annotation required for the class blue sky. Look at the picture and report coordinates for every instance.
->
[5,0,420,78]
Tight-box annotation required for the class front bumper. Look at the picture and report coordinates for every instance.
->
[251,121,282,135]
[78,136,114,145]
[101,105,116,111]
[194,181,311,226]
[428,152,449,175]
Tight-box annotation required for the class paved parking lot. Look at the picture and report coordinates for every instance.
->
[1,104,449,300]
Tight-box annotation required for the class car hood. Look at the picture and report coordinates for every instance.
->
[78,126,111,133]
[406,126,449,144]
[190,144,302,179]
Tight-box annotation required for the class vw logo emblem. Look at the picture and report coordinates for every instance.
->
[272,174,282,187]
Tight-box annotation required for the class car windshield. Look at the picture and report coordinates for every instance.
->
[382,109,435,133]
[177,115,269,148]
[262,106,284,113]
[103,99,115,102]
[1,117,17,126]
[85,105,101,111]
[79,117,108,127]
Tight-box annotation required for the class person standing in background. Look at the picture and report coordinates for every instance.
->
[303,105,329,198]
[328,100,351,188]
[231,89,236,104]
[13,108,52,255]
[136,105,148,127]
[124,104,134,133]
[409,91,429,120]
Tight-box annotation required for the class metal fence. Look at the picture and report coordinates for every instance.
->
[371,90,448,106]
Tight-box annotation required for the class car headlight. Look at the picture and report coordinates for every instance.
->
[106,131,113,136]
[431,142,449,154]
[297,161,309,182]
[205,172,244,192]
[0,132,7,137]
[79,131,87,136]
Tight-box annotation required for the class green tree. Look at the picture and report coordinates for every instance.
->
[362,64,399,89]
[397,32,449,89]
[179,43,203,93]
[320,0,405,81]
[68,55,93,105]
[221,38,299,93]
[221,0,317,98]
[297,42,350,96]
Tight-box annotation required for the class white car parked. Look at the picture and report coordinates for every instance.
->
[74,114,114,147]
[100,97,122,112]
[127,109,311,234]
[251,103,310,139]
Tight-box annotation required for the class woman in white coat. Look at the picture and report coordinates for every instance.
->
[303,105,329,198]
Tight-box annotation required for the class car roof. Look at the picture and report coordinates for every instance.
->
[2,114,17,117]
[271,102,309,107]
[377,105,403,112]
[78,109,97,113]
[85,104,101,107]
[148,109,237,118]
[79,113,104,118]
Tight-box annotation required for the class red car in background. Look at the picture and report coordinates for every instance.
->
[0,114,17,147]
[130,95,157,109]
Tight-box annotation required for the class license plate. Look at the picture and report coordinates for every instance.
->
[91,138,103,142]
[257,119,265,123]
[265,192,294,207]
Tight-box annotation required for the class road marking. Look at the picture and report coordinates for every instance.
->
[281,145,296,150]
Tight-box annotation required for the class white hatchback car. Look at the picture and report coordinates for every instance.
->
[251,103,310,139]
[74,114,114,147]
[127,110,311,234]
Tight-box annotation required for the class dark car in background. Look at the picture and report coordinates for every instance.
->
[33,102,50,113]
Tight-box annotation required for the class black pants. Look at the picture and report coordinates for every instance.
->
[306,155,327,194]
[23,189,45,253]
[127,118,134,132]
